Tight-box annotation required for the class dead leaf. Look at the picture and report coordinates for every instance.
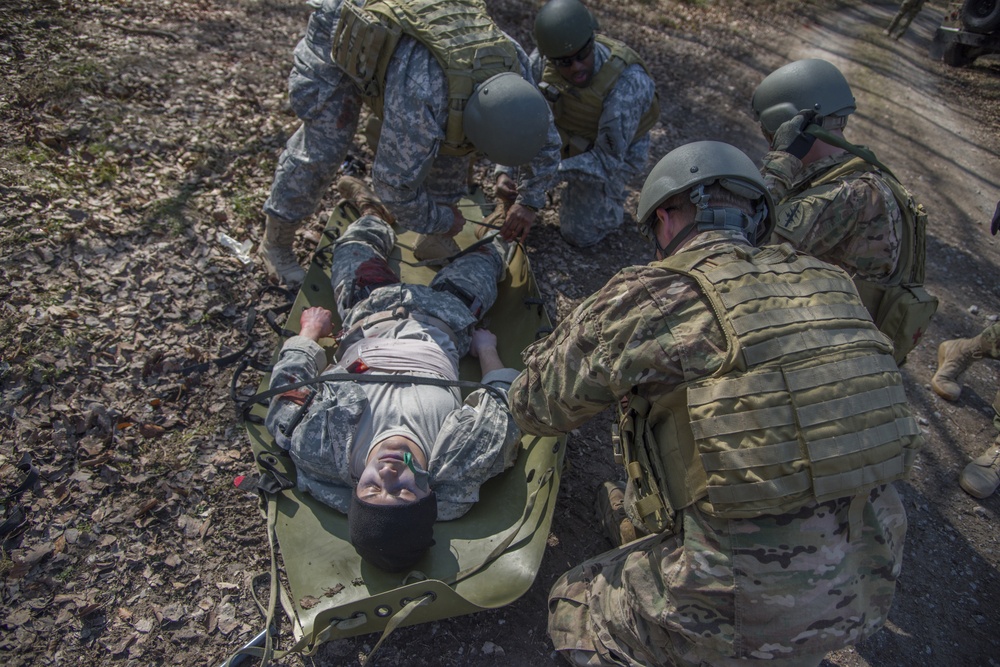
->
[138,423,166,438]
[323,584,345,597]
[299,595,321,609]
[105,632,137,656]
[9,542,54,579]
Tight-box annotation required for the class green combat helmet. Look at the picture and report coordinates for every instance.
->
[464,72,550,166]
[533,0,598,58]
[751,58,856,134]
[636,141,775,256]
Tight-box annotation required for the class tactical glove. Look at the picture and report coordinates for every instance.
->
[771,110,819,159]
[991,199,1000,236]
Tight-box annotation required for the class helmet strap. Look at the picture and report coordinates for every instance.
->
[656,221,696,259]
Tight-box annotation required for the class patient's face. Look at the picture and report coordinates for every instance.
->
[356,436,431,506]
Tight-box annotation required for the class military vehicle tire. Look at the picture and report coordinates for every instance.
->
[961,0,1000,34]
[942,41,975,66]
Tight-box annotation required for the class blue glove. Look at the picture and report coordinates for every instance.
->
[771,110,819,159]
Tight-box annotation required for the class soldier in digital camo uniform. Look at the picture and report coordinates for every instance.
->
[752,58,935,365]
[496,0,659,247]
[264,179,520,572]
[509,141,919,666]
[259,0,561,287]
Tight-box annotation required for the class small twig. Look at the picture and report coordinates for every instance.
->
[100,20,181,42]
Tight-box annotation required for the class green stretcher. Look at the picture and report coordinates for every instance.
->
[232,189,565,664]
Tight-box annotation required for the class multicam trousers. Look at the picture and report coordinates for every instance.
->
[548,487,907,667]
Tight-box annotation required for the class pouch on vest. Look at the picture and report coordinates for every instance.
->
[617,395,677,535]
[856,280,938,365]
[332,2,402,98]
[854,186,937,364]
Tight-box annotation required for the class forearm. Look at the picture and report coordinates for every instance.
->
[476,345,504,377]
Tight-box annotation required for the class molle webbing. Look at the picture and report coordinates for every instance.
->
[620,244,919,526]
[540,36,659,157]
[363,0,517,156]
[807,155,926,287]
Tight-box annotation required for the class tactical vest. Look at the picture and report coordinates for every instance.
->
[539,35,660,158]
[618,244,920,537]
[783,156,937,363]
[332,0,518,157]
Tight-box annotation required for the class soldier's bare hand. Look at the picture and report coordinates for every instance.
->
[469,328,498,358]
[500,203,537,244]
[299,307,334,341]
[495,173,518,203]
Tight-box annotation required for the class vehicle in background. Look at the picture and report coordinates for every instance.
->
[930,0,1000,66]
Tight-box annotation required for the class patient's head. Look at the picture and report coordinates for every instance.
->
[349,435,437,572]
[355,435,431,505]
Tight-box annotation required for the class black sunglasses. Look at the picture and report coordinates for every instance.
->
[553,37,594,68]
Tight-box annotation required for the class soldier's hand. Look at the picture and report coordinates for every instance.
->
[771,110,819,159]
[991,199,1000,236]
[495,173,518,204]
[446,204,466,237]
[500,203,537,244]
[299,307,334,342]
[469,328,498,358]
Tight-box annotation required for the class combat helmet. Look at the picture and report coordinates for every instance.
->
[636,140,775,255]
[464,72,550,166]
[534,0,598,58]
[751,58,856,134]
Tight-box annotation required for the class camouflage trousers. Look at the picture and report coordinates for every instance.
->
[554,138,648,248]
[554,171,629,248]
[548,487,907,667]
[886,0,926,38]
[263,0,362,224]
[330,215,505,357]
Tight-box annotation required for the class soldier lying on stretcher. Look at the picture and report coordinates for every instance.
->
[264,179,521,572]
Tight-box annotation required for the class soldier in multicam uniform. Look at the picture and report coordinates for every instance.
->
[496,0,659,247]
[885,0,928,39]
[931,202,1000,499]
[751,58,935,364]
[264,178,521,572]
[509,141,919,666]
[259,0,561,287]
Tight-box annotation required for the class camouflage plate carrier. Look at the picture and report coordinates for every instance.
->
[617,244,921,538]
[331,0,518,156]
[802,153,938,364]
[539,35,660,158]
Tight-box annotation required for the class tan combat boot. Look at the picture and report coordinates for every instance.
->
[336,176,395,224]
[258,215,306,288]
[931,335,984,401]
[960,441,1000,499]
[594,481,640,547]
[412,233,461,262]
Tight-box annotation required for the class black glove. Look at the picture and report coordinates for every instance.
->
[771,111,819,159]
[991,199,1000,236]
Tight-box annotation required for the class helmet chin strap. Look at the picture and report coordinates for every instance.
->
[653,184,769,257]
[655,221,696,258]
